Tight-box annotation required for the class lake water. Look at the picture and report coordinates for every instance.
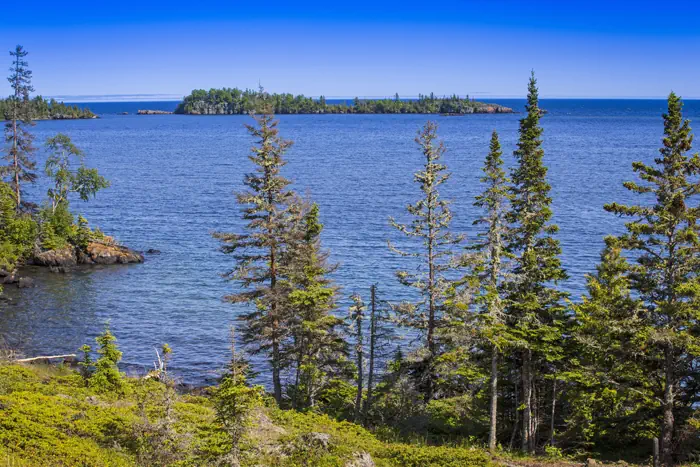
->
[1,99,699,384]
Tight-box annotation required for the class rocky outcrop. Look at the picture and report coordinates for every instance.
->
[137,109,173,115]
[32,246,78,267]
[31,240,143,269]
[82,241,144,265]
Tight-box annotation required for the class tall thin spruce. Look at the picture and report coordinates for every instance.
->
[389,121,463,401]
[604,92,700,465]
[472,130,512,452]
[507,72,567,452]
[2,45,37,212]
[213,99,296,405]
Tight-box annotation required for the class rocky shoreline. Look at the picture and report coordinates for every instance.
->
[1,239,144,288]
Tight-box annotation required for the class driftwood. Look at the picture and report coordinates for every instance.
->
[15,354,77,364]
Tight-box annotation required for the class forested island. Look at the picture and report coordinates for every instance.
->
[0,95,95,120]
[3,46,700,467]
[174,87,514,115]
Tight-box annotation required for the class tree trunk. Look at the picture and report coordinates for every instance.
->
[365,285,377,420]
[521,349,532,453]
[549,378,557,447]
[509,376,519,450]
[488,345,498,453]
[661,347,675,466]
[354,301,364,423]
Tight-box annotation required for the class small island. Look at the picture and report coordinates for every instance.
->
[137,109,173,115]
[0,96,96,120]
[174,88,514,115]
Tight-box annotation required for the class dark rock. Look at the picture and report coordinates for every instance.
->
[32,245,78,267]
[1,271,18,284]
[145,249,161,255]
[49,266,69,274]
[17,277,34,288]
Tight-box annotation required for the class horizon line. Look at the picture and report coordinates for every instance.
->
[47,94,700,103]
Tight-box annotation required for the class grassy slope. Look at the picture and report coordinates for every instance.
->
[0,364,492,466]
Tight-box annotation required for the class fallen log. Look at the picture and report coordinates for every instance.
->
[15,354,77,364]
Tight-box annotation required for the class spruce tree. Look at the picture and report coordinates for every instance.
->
[2,45,37,211]
[569,237,653,449]
[215,327,264,464]
[213,106,296,405]
[389,121,463,401]
[471,130,512,452]
[604,92,700,465]
[507,72,567,452]
[283,203,348,409]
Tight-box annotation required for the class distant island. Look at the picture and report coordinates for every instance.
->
[0,96,96,120]
[137,109,173,115]
[174,88,514,115]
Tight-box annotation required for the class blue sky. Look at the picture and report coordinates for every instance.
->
[1,0,699,100]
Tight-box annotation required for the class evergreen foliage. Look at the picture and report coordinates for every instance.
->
[505,72,568,452]
[283,203,349,410]
[603,92,700,465]
[175,87,512,115]
[213,105,298,405]
[2,45,37,211]
[0,95,95,120]
[389,121,464,402]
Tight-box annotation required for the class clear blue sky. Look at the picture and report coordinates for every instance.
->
[1,0,699,100]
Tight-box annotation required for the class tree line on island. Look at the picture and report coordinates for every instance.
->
[175,87,514,115]
[203,74,700,465]
[2,44,700,465]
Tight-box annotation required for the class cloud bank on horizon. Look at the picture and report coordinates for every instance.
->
[1,0,699,99]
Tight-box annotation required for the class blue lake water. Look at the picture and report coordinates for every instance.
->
[1,99,699,384]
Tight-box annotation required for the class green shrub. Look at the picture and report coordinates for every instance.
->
[88,325,128,395]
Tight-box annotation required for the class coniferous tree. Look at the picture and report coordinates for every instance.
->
[507,73,567,452]
[569,237,654,450]
[604,92,700,465]
[213,106,296,405]
[363,284,394,422]
[215,327,264,464]
[283,203,348,409]
[2,45,37,211]
[471,130,513,452]
[389,121,463,401]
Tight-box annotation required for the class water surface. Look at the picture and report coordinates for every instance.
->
[2,99,698,384]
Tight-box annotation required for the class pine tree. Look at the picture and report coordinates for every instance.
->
[569,237,654,449]
[507,72,567,452]
[389,121,463,401]
[215,327,263,464]
[471,130,512,452]
[213,107,296,405]
[2,45,37,211]
[604,92,700,465]
[283,203,348,409]
[90,324,126,394]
